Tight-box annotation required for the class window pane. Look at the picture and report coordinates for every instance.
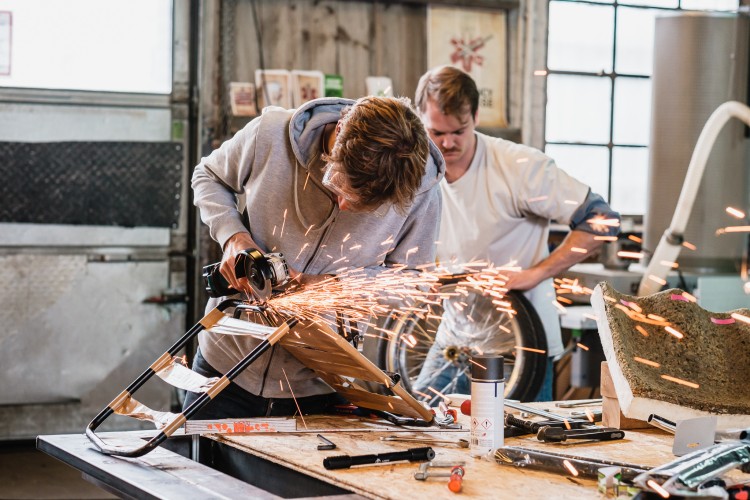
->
[0,0,173,93]
[611,147,648,215]
[616,8,659,75]
[681,0,739,10]
[546,74,612,143]
[613,77,651,145]
[544,144,610,201]
[548,2,614,73]
[618,0,677,8]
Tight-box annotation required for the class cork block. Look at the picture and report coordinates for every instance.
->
[592,282,750,429]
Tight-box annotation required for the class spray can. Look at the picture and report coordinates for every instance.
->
[469,355,504,457]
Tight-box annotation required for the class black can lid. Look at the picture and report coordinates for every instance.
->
[470,355,504,381]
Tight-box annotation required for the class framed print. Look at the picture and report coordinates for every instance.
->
[255,69,291,110]
[229,82,257,117]
[428,5,508,127]
[291,70,324,107]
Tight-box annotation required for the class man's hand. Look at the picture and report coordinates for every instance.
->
[502,267,546,291]
[221,232,262,294]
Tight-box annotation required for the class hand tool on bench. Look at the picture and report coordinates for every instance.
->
[414,461,467,493]
[323,447,435,470]
[381,436,469,448]
[495,446,650,479]
[536,426,625,443]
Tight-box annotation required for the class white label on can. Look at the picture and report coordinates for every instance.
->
[470,380,504,457]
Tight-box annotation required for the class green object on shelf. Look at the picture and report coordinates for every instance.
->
[325,74,344,98]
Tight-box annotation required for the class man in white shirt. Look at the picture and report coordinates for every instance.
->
[414,66,620,400]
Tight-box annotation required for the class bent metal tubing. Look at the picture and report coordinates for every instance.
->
[86,299,298,458]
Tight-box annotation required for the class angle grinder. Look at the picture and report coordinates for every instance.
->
[202,249,290,303]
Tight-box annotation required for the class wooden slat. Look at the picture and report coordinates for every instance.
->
[278,322,432,422]
[302,358,383,382]
[328,384,423,417]
[281,344,356,365]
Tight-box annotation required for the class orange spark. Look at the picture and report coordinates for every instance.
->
[618,251,644,260]
[647,480,670,498]
[726,206,746,219]
[577,343,589,351]
[594,236,618,241]
[681,292,697,302]
[682,241,696,251]
[303,170,311,191]
[280,209,288,239]
[562,459,579,477]
[717,225,750,235]
[634,357,660,368]
[427,386,449,401]
[515,346,546,354]
[661,374,699,389]
[628,235,643,243]
[635,325,649,337]
[649,275,667,286]
[528,195,548,203]
[731,312,750,324]
[296,243,309,260]
[570,247,588,254]
[664,326,684,339]
[468,359,486,370]
[660,260,678,269]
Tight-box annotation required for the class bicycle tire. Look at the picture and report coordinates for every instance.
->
[374,287,548,402]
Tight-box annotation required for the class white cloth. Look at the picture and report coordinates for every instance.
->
[436,132,590,357]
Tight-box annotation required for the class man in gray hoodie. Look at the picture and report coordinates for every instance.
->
[185,96,445,418]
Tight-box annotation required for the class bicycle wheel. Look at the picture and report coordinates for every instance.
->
[375,286,548,403]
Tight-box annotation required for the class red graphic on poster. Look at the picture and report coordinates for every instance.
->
[449,35,493,73]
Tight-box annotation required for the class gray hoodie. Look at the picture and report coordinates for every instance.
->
[192,97,445,398]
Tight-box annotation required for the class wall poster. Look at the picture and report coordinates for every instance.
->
[428,5,508,128]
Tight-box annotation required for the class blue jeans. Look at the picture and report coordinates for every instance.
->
[182,350,347,419]
[535,357,554,402]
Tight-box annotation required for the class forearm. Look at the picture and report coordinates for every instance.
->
[529,229,603,281]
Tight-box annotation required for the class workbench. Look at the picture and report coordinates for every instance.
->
[38,405,695,499]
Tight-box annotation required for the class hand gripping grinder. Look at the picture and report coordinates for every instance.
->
[202,249,290,303]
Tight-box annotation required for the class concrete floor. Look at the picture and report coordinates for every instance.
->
[0,441,115,500]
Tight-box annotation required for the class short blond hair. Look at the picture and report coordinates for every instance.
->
[415,65,479,118]
[325,96,428,213]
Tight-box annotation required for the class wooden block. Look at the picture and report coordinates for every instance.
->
[601,362,650,430]
[600,361,617,398]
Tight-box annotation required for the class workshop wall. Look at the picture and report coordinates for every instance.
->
[203,0,548,148]
[225,1,426,106]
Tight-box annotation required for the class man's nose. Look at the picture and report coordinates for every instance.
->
[441,135,455,149]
